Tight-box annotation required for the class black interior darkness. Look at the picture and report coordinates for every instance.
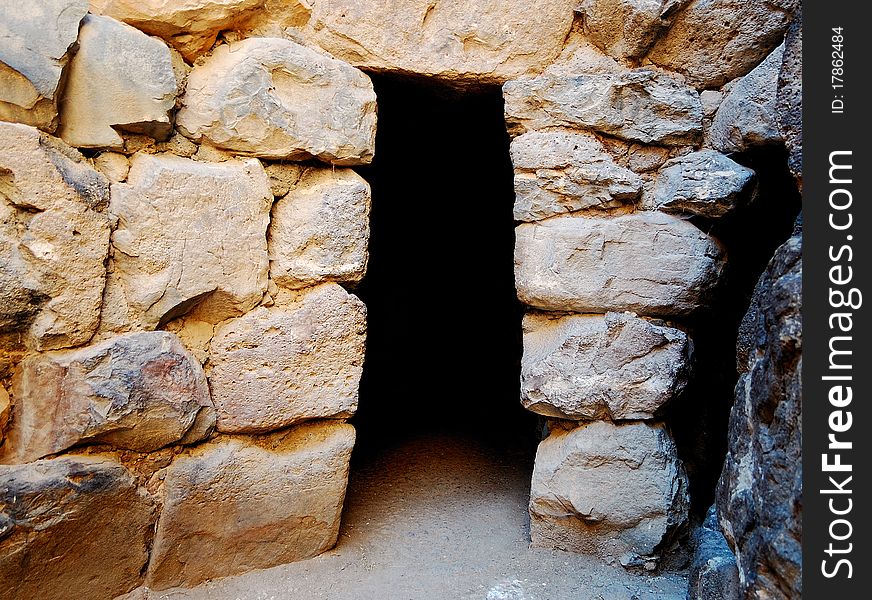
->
[353,76,537,455]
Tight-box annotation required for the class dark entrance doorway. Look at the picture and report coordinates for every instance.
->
[353,75,535,453]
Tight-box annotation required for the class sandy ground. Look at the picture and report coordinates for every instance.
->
[138,430,687,600]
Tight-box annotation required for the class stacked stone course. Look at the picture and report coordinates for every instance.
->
[0,1,802,597]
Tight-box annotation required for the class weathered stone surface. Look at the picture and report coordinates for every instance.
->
[146,421,355,590]
[688,506,741,600]
[0,386,10,441]
[0,0,88,131]
[514,212,726,316]
[578,0,689,59]
[270,167,371,289]
[650,150,756,218]
[1,331,214,464]
[504,70,702,145]
[177,38,376,165]
[94,151,131,183]
[777,13,802,187]
[530,421,689,561]
[521,312,690,420]
[303,0,576,84]
[717,231,801,599]
[209,284,366,433]
[89,0,263,61]
[58,15,178,150]
[0,456,156,600]
[102,153,271,332]
[0,122,110,351]
[709,44,785,153]
[511,131,643,222]
[647,0,799,89]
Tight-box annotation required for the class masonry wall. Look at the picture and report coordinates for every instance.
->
[0,2,802,599]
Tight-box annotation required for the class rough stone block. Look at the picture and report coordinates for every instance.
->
[0,122,110,351]
[709,44,785,153]
[102,153,272,332]
[269,167,371,289]
[1,331,214,464]
[521,312,690,420]
[647,0,798,89]
[58,14,178,149]
[649,150,756,219]
[209,284,366,433]
[510,131,642,222]
[0,456,156,600]
[504,70,703,146]
[146,421,356,590]
[0,0,88,131]
[177,37,377,165]
[514,212,726,316]
[530,421,689,562]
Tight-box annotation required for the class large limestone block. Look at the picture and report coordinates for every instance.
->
[717,231,801,599]
[0,456,156,600]
[511,131,643,222]
[177,38,377,165]
[504,70,702,145]
[146,421,356,590]
[577,0,689,60]
[647,0,799,89]
[521,312,690,420]
[709,44,785,153]
[270,167,371,289]
[0,0,88,131]
[304,0,576,83]
[514,212,726,316]
[209,284,366,433]
[58,15,178,149]
[1,331,214,464]
[0,122,110,351]
[530,421,689,561]
[777,15,802,187]
[89,0,264,61]
[103,153,272,332]
[650,150,756,218]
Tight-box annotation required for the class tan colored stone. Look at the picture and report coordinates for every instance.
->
[94,151,131,183]
[578,0,689,59]
[514,212,726,316]
[530,421,688,561]
[647,0,799,89]
[102,153,272,333]
[146,421,355,590]
[0,0,88,131]
[521,312,690,420]
[177,37,377,165]
[89,0,264,61]
[301,0,576,84]
[0,455,156,600]
[511,131,643,222]
[59,15,178,150]
[209,284,366,433]
[0,385,10,441]
[0,122,110,351]
[270,167,371,289]
[504,70,702,146]
[2,331,214,464]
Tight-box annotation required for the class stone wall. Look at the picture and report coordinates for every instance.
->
[1,1,801,597]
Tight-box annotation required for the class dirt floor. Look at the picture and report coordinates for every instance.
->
[138,429,688,600]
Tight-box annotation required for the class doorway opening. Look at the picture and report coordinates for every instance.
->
[353,75,536,456]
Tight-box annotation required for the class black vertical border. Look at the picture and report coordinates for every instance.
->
[803,1,871,596]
